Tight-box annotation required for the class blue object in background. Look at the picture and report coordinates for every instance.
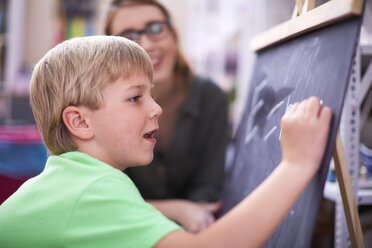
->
[0,125,49,203]
[360,144,372,176]
[327,169,337,182]
[0,142,48,179]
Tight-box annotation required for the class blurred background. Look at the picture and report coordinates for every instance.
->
[0,0,296,204]
[1,0,372,247]
[0,0,298,128]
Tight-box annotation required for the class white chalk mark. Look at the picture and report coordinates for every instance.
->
[252,79,267,109]
[252,99,264,115]
[245,126,258,144]
[267,100,284,119]
[245,79,267,143]
[285,95,291,111]
[264,126,277,141]
[256,79,267,92]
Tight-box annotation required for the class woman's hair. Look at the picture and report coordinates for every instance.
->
[104,0,193,86]
[30,36,153,155]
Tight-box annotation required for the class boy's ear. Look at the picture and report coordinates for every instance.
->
[62,106,94,140]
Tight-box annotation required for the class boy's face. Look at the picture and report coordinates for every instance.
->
[87,74,162,170]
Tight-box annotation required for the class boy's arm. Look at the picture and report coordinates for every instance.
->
[155,97,332,248]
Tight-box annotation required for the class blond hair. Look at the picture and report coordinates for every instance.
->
[30,35,153,155]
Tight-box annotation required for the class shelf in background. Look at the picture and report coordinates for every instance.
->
[324,180,372,205]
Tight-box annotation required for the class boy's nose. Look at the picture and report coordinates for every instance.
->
[150,99,162,118]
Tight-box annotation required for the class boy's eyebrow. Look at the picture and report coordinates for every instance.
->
[127,84,146,90]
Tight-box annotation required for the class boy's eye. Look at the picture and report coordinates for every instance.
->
[129,96,141,102]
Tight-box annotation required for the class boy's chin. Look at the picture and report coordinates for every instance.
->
[136,156,154,167]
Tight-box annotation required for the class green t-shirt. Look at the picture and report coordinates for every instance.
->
[0,151,180,248]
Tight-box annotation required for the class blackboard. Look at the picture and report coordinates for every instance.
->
[221,16,362,247]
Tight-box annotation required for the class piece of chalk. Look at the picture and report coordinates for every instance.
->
[320,100,323,105]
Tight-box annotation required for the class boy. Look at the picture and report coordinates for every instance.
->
[0,36,332,248]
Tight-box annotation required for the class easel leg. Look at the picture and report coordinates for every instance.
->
[333,131,365,247]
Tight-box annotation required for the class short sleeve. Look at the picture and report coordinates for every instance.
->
[63,172,181,248]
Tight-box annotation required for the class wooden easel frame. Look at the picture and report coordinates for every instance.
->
[298,1,364,247]
[250,0,365,246]
[300,1,364,247]
[334,132,364,247]
[250,0,364,51]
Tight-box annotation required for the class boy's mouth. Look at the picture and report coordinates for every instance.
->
[143,129,157,142]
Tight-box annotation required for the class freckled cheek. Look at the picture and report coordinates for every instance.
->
[120,116,145,140]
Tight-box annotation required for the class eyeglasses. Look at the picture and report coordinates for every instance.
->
[117,20,171,42]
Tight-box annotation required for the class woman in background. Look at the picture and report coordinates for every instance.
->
[104,0,229,233]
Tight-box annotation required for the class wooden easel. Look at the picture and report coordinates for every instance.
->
[250,0,364,51]
[334,132,364,248]
[292,0,316,18]
[294,1,365,247]
[249,0,365,246]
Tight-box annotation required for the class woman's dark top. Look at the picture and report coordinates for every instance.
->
[125,76,228,202]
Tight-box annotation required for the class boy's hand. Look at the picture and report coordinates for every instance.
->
[280,97,332,174]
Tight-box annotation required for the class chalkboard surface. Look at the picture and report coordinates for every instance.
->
[221,17,361,247]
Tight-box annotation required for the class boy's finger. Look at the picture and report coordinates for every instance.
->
[296,99,307,113]
[319,106,333,123]
[306,96,322,117]
[287,102,299,114]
